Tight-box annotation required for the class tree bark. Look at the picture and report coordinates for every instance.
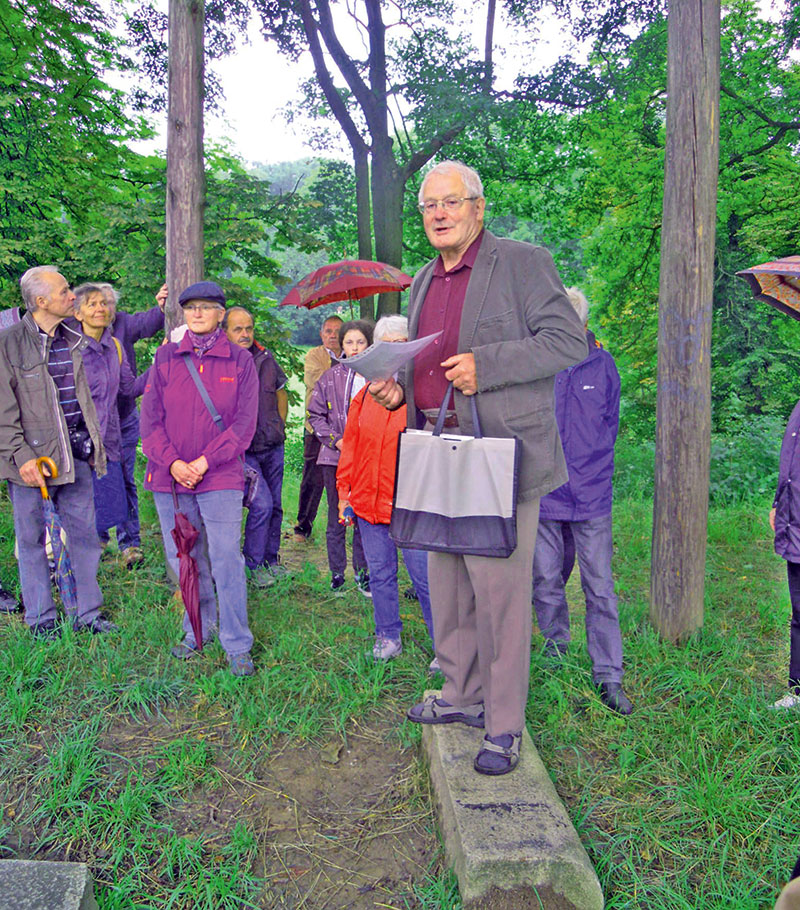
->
[371,140,404,317]
[166,0,205,334]
[650,0,720,642]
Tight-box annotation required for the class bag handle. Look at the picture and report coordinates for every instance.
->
[432,380,482,438]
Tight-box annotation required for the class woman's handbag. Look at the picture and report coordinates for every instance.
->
[389,382,521,558]
[181,354,259,508]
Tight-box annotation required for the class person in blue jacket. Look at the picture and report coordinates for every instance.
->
[532,287,632,714]
[769,399,800,709]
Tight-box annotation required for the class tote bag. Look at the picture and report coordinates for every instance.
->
[389,383,520,558]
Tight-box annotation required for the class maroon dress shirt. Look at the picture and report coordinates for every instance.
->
[414,230,485,412]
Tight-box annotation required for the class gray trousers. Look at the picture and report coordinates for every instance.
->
[532,515,624,683]
[10,460,102,628]
[154,490,253,657]
[430,497,540,738]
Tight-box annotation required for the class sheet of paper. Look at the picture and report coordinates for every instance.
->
[335,331,443,381]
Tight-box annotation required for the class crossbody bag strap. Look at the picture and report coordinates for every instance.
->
[182,353,225,432]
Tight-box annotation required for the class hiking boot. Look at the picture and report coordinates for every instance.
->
[122,546,144,569]
[246,566,275,589]
[330,573,346,592]
[30,620,61,641]
[543,639,569,667]
[228,652,255,677]
[0,581,21,614]
[268,562,291,580]
[74,613,119,635]
[373,635,402,661]
[599,682,633,715]
[428,655,441,675]
[356,569,372,598]
[403,586,419,602]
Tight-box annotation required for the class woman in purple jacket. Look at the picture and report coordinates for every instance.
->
[308,319,372,594]
[73,284,136,543]
[769,399,800,708]
[140,281,259,677]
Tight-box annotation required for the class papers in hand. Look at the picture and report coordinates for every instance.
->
[334,331,443,381]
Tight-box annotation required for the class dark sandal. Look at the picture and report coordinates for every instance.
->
[407,693,485,727]
[474,732,521,775]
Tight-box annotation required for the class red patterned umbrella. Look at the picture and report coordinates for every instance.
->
[280,259,412,311]
[170,483,203,651]
[737,255,800,321]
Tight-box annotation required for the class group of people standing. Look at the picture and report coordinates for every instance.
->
[0,158,659,777]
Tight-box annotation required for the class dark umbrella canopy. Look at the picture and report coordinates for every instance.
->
[737,255,800,321]
[170,485,203,651]
[35,457,78,619]
[280,259,412,310]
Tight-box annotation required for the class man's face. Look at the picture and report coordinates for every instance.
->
[38,272,76,320]
[225,309,255,349]
[320,318,342,355]
[420,171,485,264]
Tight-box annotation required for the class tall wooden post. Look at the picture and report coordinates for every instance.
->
[166,0,205,334]
[650,0,720,641]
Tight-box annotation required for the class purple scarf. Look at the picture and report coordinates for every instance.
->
[187,325,222,356]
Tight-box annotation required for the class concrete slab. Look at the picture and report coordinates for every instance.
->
[420,693,604,909]
[0,860,98,910]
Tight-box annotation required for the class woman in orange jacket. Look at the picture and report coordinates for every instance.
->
[336,315,435,663]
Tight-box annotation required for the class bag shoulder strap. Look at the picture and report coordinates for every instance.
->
[182,353,225,432]
[113,336,123,364]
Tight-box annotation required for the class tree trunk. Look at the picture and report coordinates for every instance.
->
[166,0,205,334]
[650,0,720,642]
[371,141,404,317]
[354,147,374,320]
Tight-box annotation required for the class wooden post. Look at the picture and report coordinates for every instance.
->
[166,0,205,334]
[650,0,720,641]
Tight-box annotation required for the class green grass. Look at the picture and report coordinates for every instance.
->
[0,447,798,908]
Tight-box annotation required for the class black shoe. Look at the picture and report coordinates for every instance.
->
[403,586,419,602]
[330,573,346,592]
[543,639,568,666]
[599,682,633,715]
[30,620,61,641]
[0,582,21,614]
[73,613,119,635]
[355,569,372,599]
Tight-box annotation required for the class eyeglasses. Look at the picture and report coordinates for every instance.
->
[182,303,223,313]
[418,196,478,215]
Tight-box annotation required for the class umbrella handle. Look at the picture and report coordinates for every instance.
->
[35,456,58,501]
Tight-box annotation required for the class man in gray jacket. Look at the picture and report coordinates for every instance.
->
[373,161,586,774]
[0,266,114,639]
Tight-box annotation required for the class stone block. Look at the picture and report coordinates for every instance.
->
[0,860,98,910]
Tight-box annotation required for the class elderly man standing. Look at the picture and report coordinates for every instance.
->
[0,266,113,639]
[293,314,343,542]
[373,161,586,774]
[224,306,289,587]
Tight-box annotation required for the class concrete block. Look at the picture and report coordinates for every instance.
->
[0,860,98,910]
[420,696,604,909]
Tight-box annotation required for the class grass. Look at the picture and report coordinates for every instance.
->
[0,442,798,908]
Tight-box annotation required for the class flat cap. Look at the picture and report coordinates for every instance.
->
[178,281,226,307]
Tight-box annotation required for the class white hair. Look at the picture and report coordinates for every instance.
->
[374,314,408,342]
[73,283,104,313]
[419,161,484,205]
[96,282,119,305]
[566,287,589,325]
[19,266,60,312]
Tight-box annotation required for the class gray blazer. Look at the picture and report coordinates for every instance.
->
[406,230,588,502]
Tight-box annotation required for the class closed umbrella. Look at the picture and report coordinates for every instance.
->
[280,259,412,315]
[35,456,78,618]
[736,255,800,321]
[170,483,203,651]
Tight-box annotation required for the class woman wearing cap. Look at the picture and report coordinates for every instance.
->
[140,281,259,676]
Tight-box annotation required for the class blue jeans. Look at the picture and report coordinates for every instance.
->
[100,409,141,548]
[154,490,253,657]
[356,517,434,645]
[533,515,624,683]
[243,445,285,569]
[10,460,103,628]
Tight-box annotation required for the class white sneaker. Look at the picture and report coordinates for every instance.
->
[373,636,402,661]
[428,655,441,674]
[770,692,800,710]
